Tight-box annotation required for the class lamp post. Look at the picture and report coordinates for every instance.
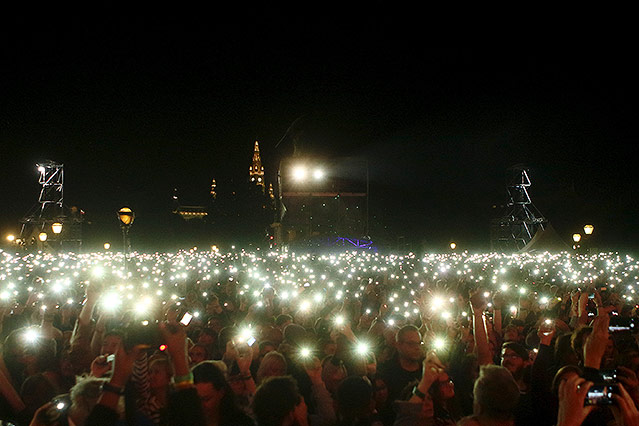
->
[583,224,594,235]
[450,241,457,251]
[117,207,135,272]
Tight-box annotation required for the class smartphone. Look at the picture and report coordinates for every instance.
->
[246,336,256,346]
[585,384,617,405]
[609,317,636,332]
[588,293,595,299]
[600,369,618,384]
[106,354,115,363]
[180,312,193,326]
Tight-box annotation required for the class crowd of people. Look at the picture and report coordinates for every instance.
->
[1,247,639,425]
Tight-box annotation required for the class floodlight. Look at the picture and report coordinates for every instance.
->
[292,166,307,182]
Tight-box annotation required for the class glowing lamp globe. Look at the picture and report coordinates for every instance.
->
[118,207,135,226]
[450,242,457,250]
[104,242,111,250]
[584,224,594,235]
[292,166,307,182]
[38,232,48,242]
[51,222,63,234]
[6,234,15,242]
[572,233,582,243]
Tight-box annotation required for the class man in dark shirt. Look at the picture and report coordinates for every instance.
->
[378,325,423,404]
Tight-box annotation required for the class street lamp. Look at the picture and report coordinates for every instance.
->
[118,207,135,227]
[450,242,457,250]
[572,233,582,243]
[6,234,15,242]
[104,242,111,250]
[118,207,135,272]
[583,224,594,235]
[51,222,63,235]
[38,232,48,242]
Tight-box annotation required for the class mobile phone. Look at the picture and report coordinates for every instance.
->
[588,293,595,299]
[180,312,193,326]
[585,384,617,405]
[106,354,115,363]
[246,336,256,346]
[600,369,618,384]
[609,317,636,332]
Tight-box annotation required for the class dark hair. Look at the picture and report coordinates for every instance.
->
[275,314,292,327]
[501,342,529,361]
[253,376,301,426]
[192,361,247,424]
[336,376,374,423]
[396,325,421,342]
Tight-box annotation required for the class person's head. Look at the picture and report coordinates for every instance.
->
[206,296,222,315]
[321,355,348,395]
[502,325,520,343]
[197,327,217,346]
[554,333,579,367]
[256,351,288,384]
[275,314,293,330]
[193,361,234,416]
[206,317,225,334]
[500,342,529,378]
[253,376,306,426]
[336,376,375,422]
[283,323,307,347]
[319,338,337,357]
[149,357,172,390]
[100,331,123,356]
[372,377,388,406]
[69,377,108,426]
[395,325,423,363]
[430,371,455,403]
[189,344,209,366]
[473,365,520,421]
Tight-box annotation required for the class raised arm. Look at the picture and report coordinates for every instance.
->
[470,290,493,366]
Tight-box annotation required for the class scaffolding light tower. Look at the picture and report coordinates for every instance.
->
[19,161,66,246]
[491,165,547,252]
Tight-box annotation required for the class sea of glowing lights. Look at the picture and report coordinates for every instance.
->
[1,248,638,319]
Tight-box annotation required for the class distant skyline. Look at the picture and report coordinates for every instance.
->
[1,13,637,252]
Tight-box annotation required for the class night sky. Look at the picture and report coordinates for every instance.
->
[1,11,637,252]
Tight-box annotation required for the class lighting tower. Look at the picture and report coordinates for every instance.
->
[491,165,547,252]
[249,141,265,191]
[20,161,65,245]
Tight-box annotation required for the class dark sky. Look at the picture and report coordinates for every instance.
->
[1,11,637,252]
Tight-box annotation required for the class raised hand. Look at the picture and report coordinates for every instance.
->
[556,374,594,426]
[612,383,639,426]
[583,314,610,369]
[90,354,112,378]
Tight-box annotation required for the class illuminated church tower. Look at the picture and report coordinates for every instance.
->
[249,141,265,191]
